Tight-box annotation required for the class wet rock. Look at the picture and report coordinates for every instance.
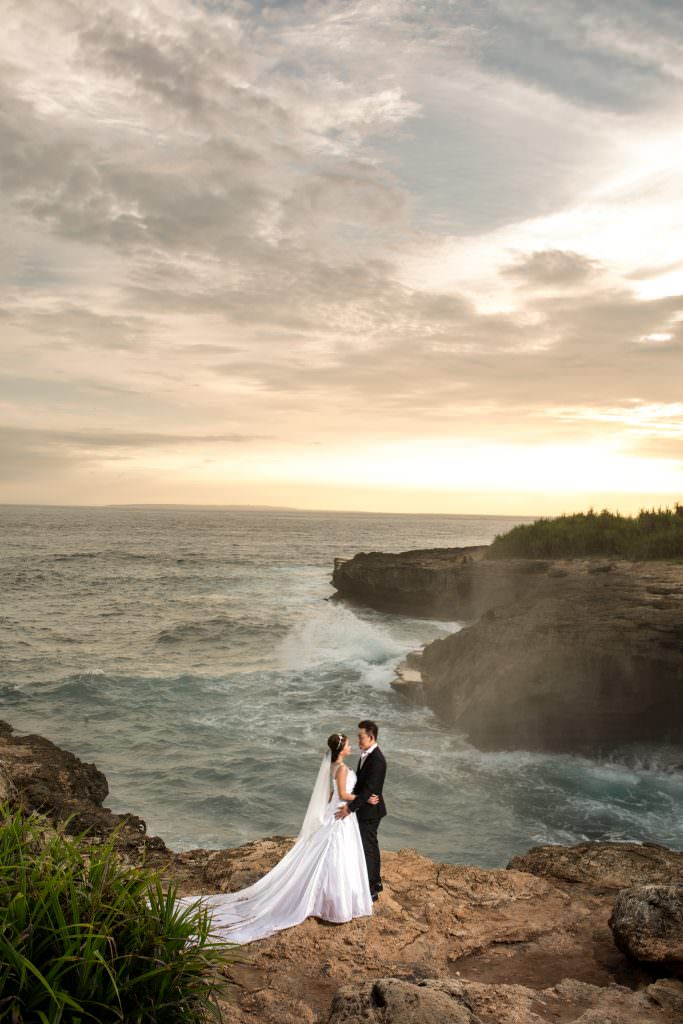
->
[609,884,683,965]
[390,661,424,702]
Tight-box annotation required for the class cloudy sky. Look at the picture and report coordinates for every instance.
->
[2,0,683,513]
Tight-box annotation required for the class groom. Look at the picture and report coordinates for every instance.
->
[336,719,387,902]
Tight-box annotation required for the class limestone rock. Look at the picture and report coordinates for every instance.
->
[609,884,683,965]
[647,978,683,1015]
[0,761,18,804]
[0,721,168,856]
[328,976,680,1024]
[508,842,683,889]
[329,978,475,1023]
[332,550,683,753]
[332,547,489,618]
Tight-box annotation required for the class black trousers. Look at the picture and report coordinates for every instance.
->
[358,817,382,893]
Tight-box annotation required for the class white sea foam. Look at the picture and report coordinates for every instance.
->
[278,602,407,673]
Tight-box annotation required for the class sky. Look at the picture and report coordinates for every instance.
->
[2,0,683,514]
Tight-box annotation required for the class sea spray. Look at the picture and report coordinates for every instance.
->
[278,602,408,672]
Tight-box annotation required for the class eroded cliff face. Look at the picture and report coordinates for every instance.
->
[332,551,683,754]
[333,546,502,619]
[1,724,683,1024]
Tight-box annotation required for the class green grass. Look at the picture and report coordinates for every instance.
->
[0,804,234,1023]
[487,506,683,560]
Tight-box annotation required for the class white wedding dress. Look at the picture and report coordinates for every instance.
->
[183,764,372,944]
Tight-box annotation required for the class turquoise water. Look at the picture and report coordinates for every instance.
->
[1,505,681,866]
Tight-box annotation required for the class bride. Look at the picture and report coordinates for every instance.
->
[180,732,377,944]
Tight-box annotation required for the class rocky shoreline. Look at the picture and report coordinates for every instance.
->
[332,548,683,755]
[2,721,682,1023]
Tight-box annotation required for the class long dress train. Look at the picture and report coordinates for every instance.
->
[181,764,372,944]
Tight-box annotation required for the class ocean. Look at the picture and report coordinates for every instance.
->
[1,505,681,867]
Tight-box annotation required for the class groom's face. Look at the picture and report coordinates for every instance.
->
[358,728,374,751]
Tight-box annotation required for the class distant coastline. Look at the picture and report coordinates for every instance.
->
[0,502,540,517]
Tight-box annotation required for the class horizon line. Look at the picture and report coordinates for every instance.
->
[0,502,540,518]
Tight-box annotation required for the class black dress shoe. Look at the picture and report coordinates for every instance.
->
[371,893,379,902]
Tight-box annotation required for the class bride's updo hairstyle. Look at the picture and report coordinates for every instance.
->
[327,733,347,762]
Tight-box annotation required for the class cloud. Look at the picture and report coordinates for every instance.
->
[1,0,682,505]
[502,249,599,286]
[631,437,683,463]
[0,426,265,452]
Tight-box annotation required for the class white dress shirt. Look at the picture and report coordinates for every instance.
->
[359,742,378,766]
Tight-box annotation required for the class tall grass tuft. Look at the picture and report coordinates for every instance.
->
[487,505,683,561]
[0,804,233,1023]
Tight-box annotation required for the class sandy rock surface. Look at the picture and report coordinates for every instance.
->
[328,976,683,1024]
[3,722,683,1023]
[187,841,683,1024]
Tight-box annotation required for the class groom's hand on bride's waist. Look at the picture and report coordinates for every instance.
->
[336,794,379,818]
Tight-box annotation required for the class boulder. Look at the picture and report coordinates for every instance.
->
[329,978,475,1024]
[609,884,683,965]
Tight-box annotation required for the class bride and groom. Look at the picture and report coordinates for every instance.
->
[184,720,387,944]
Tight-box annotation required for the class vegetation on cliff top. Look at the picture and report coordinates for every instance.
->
[487,506,683,560]
[0,805,231,1023]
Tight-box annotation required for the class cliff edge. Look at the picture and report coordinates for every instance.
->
[1,723,682,1024]
[332,551,683,754]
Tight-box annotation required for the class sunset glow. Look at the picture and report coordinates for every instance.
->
[2,1,682,513]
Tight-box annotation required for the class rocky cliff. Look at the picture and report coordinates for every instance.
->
[1,723,682,1024]
[332,551,683,754]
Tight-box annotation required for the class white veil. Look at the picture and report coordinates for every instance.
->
[297,749,332,842]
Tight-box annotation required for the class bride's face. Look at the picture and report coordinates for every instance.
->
[341,738,351,757]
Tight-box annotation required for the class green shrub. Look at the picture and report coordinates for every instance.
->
[487,505,683,560]
[0,805,233,1023]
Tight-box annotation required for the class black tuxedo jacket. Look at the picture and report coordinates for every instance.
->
[348,746,387,821]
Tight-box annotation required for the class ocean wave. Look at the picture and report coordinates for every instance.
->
[43,671,113,700]
[278,602,406,672]
[52,552,101,561]
[157,615,273,644]
[195,794,247,814]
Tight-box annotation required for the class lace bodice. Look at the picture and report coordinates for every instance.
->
[331,765,357,808]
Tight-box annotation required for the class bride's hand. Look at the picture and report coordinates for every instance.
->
[368,794,380,805]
